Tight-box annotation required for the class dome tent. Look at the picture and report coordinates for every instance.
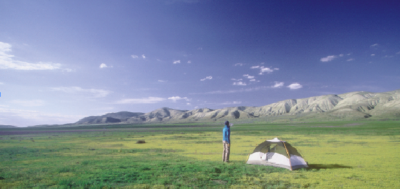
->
[246,138,308,170]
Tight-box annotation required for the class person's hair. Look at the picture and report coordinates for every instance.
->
[225,121,229,126]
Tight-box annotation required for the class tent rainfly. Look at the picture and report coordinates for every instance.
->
[246,137,308,170]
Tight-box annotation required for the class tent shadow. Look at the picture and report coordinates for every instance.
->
[305,164,353,170]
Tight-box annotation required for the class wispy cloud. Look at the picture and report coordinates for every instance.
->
[233,81,246,86]
[173,60,181,64]
[10,100,45,107]
[99,63,109,68]
[131,55,139,59]
[347,58,354,61]
[243,74,254,79]
[200,76,212,81]
[0,82,4,85]
[190,86,271,95]
[272,82,284,88]
[371,54,375,56]
[370,43,379,48]
[52,86,111,98]
[220,101,242,105]
[187,60,191,64]
[251,65,279,75]
[142,54,146,59]
[260,67,279,75]
[115,97,165,104]
[0,42,67,71]
[234,63,243,66]
[168,96,190,102]
[0,107,84,127]
[320,55,337,62]
[158,80,167,82]
[287,83,303,90]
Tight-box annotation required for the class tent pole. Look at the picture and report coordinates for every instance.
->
[282,141,292,171]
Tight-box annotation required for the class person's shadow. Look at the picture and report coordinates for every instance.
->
[305,164,352,170]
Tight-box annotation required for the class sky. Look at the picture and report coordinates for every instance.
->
[1,0,400,127]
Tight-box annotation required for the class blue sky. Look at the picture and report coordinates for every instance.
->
[1,0,400,126]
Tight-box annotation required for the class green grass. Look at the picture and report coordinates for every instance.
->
[0,145,286,188]
[0,120,400,188]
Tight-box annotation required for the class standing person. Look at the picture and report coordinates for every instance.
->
[222,121,231,162]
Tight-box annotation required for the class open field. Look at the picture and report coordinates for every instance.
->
[0,121,400,188]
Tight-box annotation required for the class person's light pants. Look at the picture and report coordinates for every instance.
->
[222,141,230,162]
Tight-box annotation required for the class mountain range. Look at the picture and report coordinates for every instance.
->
[0,125,17,128]
[74,89,400,125]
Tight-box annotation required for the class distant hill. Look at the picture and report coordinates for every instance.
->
[0,125,17,128]
[75,111,144,124]
[72,89,400,125]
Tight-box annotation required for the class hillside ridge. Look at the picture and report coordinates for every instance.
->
[74,89,400,125]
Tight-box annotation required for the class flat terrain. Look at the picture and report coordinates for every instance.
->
[0,121,399,188]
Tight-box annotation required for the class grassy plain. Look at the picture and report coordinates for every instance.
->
[0,121,399,188]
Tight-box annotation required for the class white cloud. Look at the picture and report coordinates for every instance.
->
[0,42,65,71]
[396,51,400,55]
[168,96,190,102]
[221,101,242,105]
[370,43,379,47]
[190,86,271,95]
[52,86,111,98]
[243,74,254,79]
[371,54,375,56]
[115,97,165,104]
[158,80,167,82]
[10,100,45,107]
[272,82,284,88]
[233,81,247,86]
[251,65,278,75]
[187,60,191,63]
[173,60,181,64]
[200,76,212,81]
[0,82,3,85]
[186,103,191,105]
[320,55,337,62]
[231,78,242,81]
[142,54,146,59]
[131,55,139,59]
[339,54,344,57]
[99,63,108,68]
[63,68,74,72]
[235,63,243,66]
[259,67,279,75]
[287,83,302,90]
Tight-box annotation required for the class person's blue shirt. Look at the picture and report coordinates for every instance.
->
[223,125,230,144]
